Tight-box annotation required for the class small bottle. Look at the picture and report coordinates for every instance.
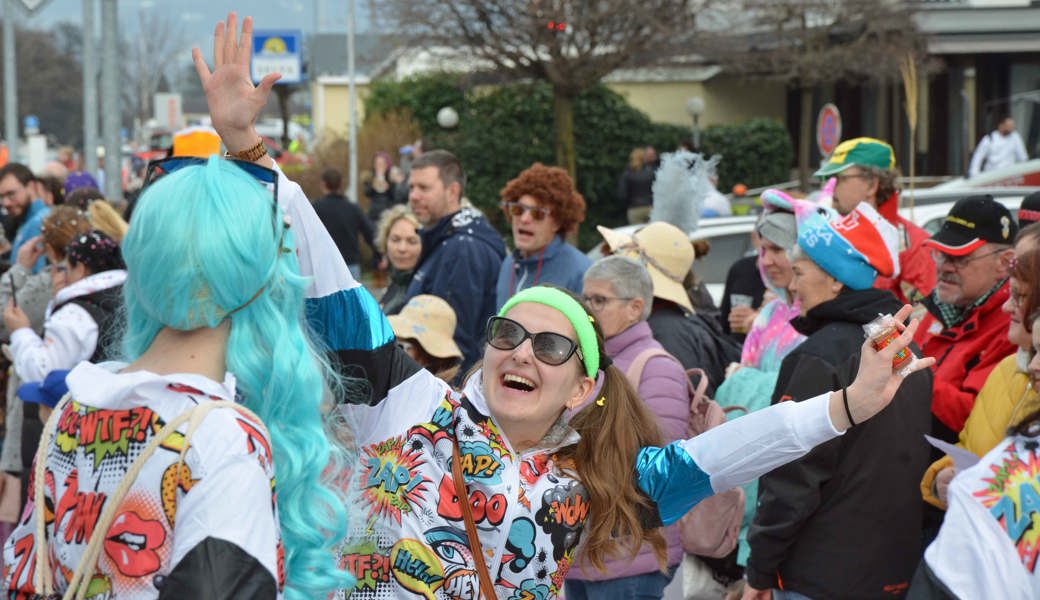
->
[863,313,916,373]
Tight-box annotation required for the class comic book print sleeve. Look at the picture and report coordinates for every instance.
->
[635,391,842,525]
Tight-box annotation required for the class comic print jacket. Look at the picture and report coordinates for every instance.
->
[2,361,284,600]
[266,160,849,600]
[924,432,1040,599]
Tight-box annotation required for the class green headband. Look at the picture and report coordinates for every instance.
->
[498,286,600,378]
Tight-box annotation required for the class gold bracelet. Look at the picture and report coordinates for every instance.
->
[225,138,268,162]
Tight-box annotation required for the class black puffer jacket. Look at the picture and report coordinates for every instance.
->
[746,288,932,599]
[647,301,740,396]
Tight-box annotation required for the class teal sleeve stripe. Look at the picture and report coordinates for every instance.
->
[635,442,715,526]
[305,286,394,351]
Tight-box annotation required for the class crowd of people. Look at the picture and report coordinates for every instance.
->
[0,11,1035,600]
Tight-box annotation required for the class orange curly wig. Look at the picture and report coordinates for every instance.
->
[499,162,586,234]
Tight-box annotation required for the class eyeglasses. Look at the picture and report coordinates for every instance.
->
[0,188,21,201]
[500,201,552,221]
[582,294,633,311]
[143,157,280,237]
[486,316,582,366]
[396,339,416,354]
[834,172,873,183]
[930,248,1006,270]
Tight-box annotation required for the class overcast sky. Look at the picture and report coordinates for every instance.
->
[14,0,374,61]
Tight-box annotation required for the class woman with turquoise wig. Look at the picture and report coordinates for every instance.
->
[2,17,354,600]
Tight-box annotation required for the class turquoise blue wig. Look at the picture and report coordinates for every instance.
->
[121,156,353,597]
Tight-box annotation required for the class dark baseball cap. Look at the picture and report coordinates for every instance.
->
[1018,191,1040,228]
[924,195,1017,256]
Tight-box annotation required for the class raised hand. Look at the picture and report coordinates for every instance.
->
[834,304,935,430]
[191,13,280,154]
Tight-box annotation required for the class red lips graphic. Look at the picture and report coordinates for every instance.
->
[104,511,166,577]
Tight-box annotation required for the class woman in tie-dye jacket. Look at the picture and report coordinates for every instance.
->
[714,190,830,565]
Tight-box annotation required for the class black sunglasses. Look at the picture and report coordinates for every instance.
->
[143,157,280,236]
[485,316,583,366]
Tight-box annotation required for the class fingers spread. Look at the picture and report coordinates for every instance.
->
[191,48,211,84]
[894,303,913,323]
[223,13,239,67]
[213,21,225,68]
[237,16,254,66]
[257,72,282,95]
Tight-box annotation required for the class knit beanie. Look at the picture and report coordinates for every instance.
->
[796,201,900,290]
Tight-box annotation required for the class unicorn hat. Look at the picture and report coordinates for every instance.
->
[795,201,900,290]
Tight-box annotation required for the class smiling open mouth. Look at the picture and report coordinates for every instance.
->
[502,373,535,392]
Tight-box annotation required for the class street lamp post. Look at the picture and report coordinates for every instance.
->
[686,96,705,151]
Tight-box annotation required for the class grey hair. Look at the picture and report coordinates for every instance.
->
[584,255,654,321]
[787,243,808,263]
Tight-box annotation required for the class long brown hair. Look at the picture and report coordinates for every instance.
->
[551,291,667,571]
[1013,223,1040,330]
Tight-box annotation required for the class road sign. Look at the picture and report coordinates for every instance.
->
[251,30,303,85]
[816,103,842,158]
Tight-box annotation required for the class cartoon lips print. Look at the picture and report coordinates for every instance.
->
[104,511,167,577]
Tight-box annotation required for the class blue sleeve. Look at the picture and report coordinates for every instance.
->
[496,255,512,310]
[635,442,715,526]
[407,237,500,369]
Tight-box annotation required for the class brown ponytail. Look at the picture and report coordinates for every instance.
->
[557,352,667,571]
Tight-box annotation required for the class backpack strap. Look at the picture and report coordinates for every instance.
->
[32,394,268,600]
[624,348,677,389]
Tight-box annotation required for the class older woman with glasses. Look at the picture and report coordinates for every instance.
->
[921,222,1040,510]
[564,255,689,598]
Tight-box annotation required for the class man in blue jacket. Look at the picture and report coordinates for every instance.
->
[405,150,505,374]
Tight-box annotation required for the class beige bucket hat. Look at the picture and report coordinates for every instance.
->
[388,295,463,359]
[597,222,695,313]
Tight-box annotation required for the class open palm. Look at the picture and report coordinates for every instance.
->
[191,13,280,146]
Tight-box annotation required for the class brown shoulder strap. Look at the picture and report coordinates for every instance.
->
[451,440,496,600]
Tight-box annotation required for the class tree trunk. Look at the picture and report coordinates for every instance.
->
[553,89,577,180]
[553,89,580,245]
[798,85,813,191]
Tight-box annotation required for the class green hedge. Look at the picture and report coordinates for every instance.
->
[700,119,794,191]
[365,77,784,249]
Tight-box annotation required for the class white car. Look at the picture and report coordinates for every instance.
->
[591,186,1039,305]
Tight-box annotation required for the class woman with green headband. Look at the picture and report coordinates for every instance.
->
[332,272,934,599]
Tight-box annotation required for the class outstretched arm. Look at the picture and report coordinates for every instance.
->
[638,305,934,524]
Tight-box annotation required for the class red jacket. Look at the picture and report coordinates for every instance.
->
[874,197,936,304]
[914,282,1015,437]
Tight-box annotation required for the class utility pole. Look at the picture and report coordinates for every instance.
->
[347,0,357,203]
[3,0,18,161]
[100,0,120,203]
[83,0,97,175]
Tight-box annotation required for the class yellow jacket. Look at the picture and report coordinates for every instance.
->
[921,351,1039,509]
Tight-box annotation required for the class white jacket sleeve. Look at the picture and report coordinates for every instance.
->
[968,134,991,177]
[9,304,97,382]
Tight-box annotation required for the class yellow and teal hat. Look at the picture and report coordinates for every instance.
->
[814,137,895,177]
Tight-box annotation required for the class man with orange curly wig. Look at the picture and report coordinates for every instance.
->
[495,163,592,309]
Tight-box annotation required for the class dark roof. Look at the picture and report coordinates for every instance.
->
[308,32,404,78]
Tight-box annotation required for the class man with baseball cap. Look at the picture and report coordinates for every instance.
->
[814,137,935,304]
[914,195,1017,442]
